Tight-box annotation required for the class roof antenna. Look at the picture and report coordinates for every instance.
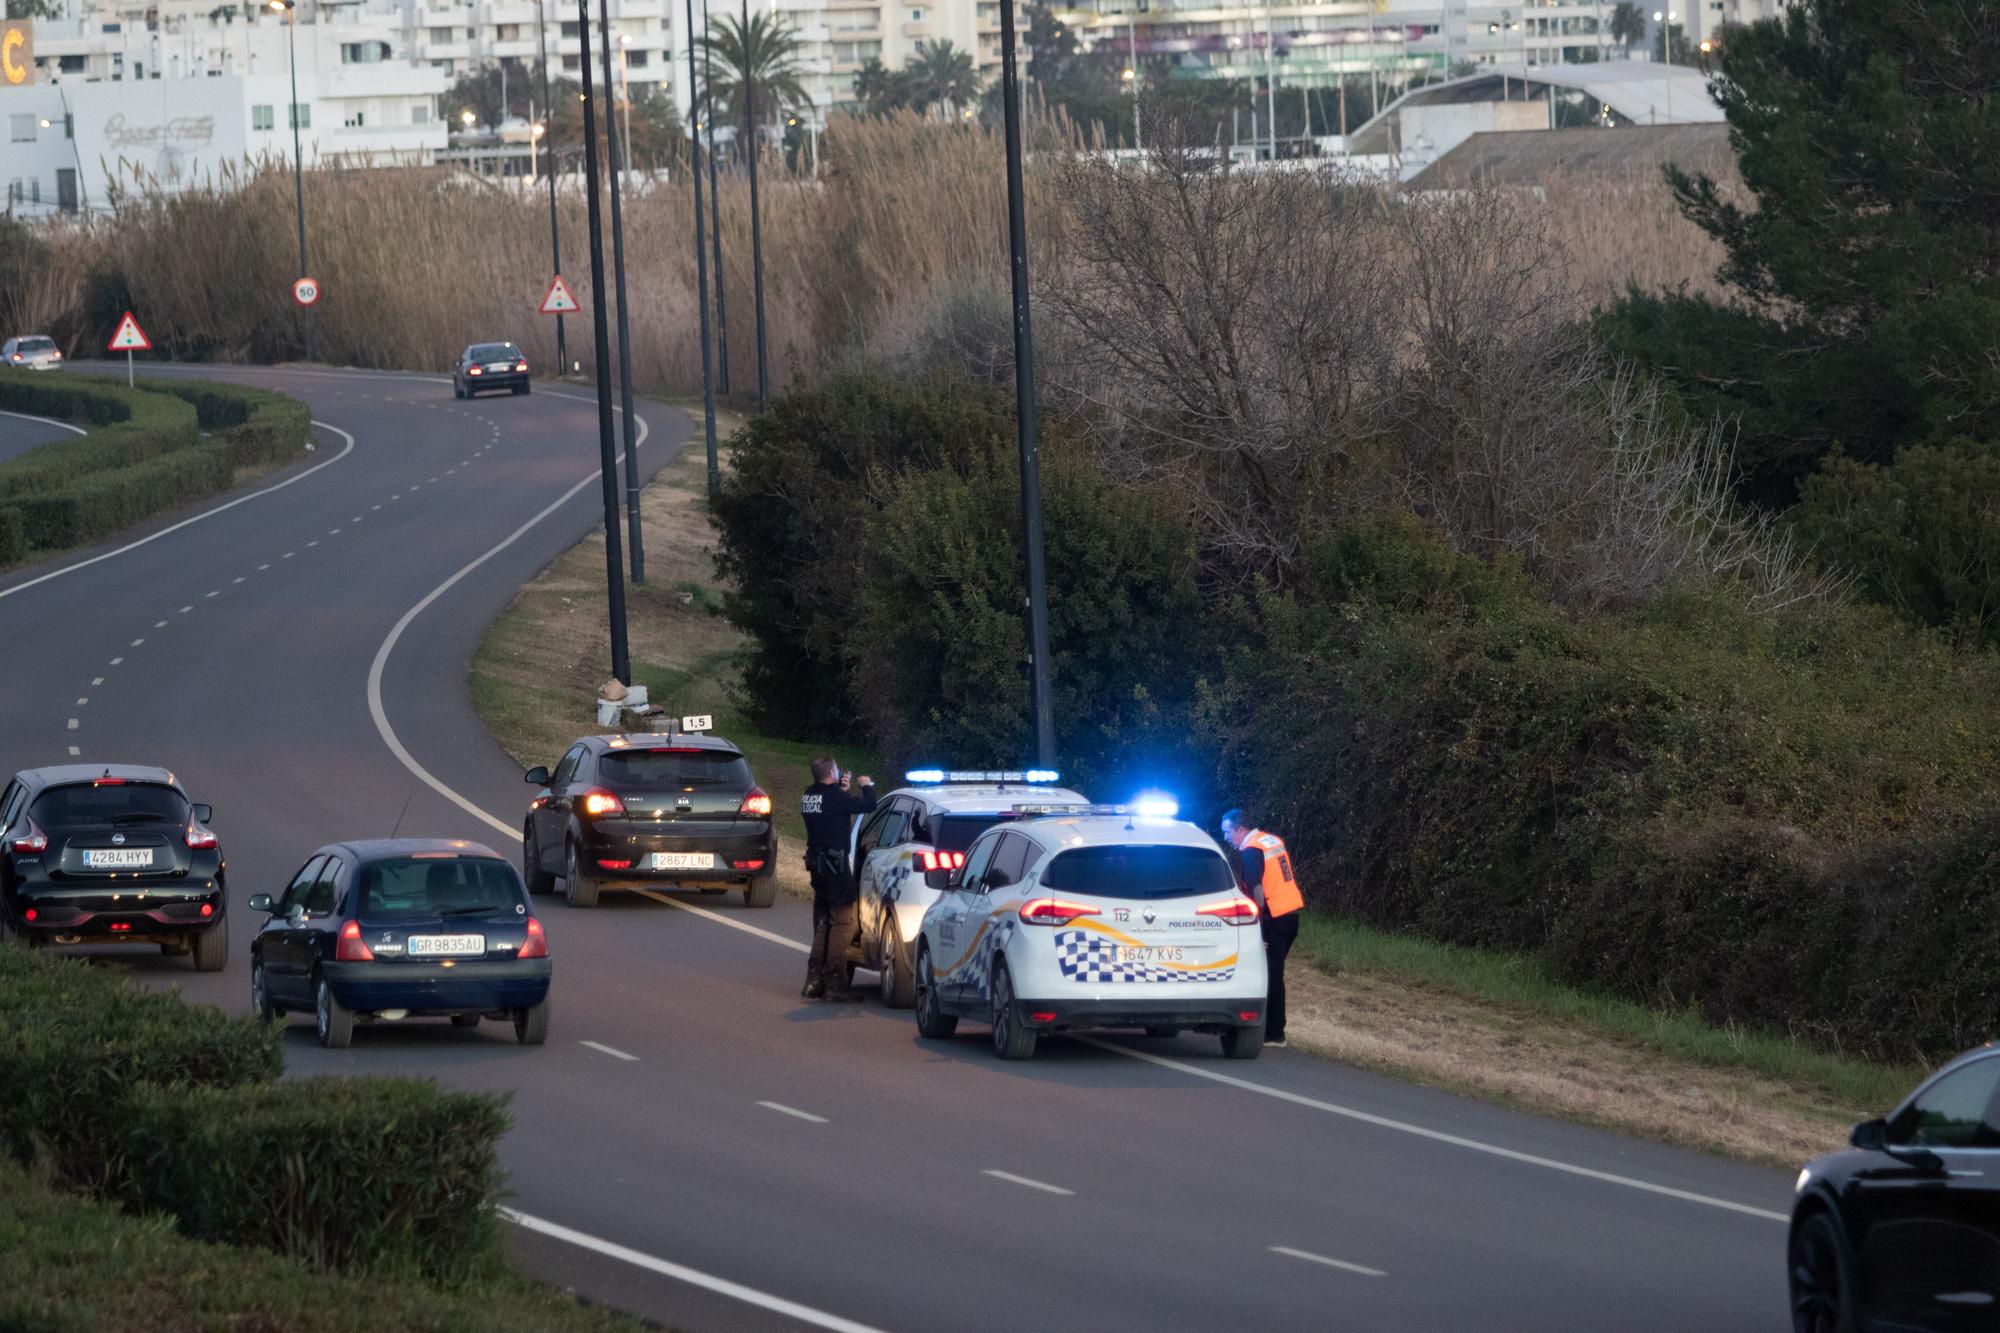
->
[389,792,416,840]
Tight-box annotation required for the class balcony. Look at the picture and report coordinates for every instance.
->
[901,20,928,37]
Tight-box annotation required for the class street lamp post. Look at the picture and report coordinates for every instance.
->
[701,0,730,396]
[535,0,567,374]
[600,0,644,582]
[1124,13,1139,152]
[685,0,721,497]
[271,0,311,362]
[742,0,768,411]
[618,33,634,171]
[1653,9,1677,63]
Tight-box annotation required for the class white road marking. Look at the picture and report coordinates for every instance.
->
[65,718,77,730]
[0,422,355,604]
[1270,1247,1387,1278]
[756,1101,828,1124]
[66,746,79,757]
[351,516,362,523]
[179,606,193,613]
[635,889,810,954]
[154,620,167,628]
[580,1040,639,1062]
[982,1170,1075,1197]
[283,552,295,559]
[108,657,121,666]
[129,638,142,646]
[91,677,102,686]
[329,528,341,536]
[75,697,87,706]
[258,564,270,571]
[0,408,88,437]
[429,476,438,483]
[307,540,319,548]
[205,589,219,597]
[1081,1040,1790,1222]
[503,1210,889,1333]
[233,576,245,583]
[372,504,382,511]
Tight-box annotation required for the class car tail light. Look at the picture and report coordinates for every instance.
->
[91,777,125,786]
[1029,1011,1057,1024]
[468,366,483,375]
[1019,898,1101,926]
[1197,896,1259,923]
[200,903,214,918]
[11,821,47,854]
[738,787,772,817]
[596,858,632,870]
[579,788,625,817]
[917,850,966,873]
[731,858,766,870]
[514,360,529,372]
[518,916,549,959]
[335,919,375,961]
[1238,1010,1260,1023]
[109,921,131,932]
[185,822,219,849]
[22,908,36,922]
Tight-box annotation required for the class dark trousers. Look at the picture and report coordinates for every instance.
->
[808,896,858,996]
[1261,910,1300,1040]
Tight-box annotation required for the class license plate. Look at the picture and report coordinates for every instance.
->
[486,363,512,372]
[1114,946,1188,964]
[650,852,715,870]
[407,933,485,957]
[82,848,154,869]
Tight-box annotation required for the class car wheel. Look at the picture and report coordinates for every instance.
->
[315,975,354,1050]
[514,997,550,1045]
[1789,1210,1858,1333]
[453,380,464,399]
[1221,1021,1265,1061]
[451,1013,482,1029]
[564,842,600,909]
[251,959,281,1023]
[743,876,777,909]
[522,824,556,894]
[914,942,957,1039]
[192,916,228,972]
[990,962,1037,1061]
[878,920,916,1009]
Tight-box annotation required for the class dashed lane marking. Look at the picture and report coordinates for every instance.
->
[580,1041,639,1062]
[756,1101,828,1124]
[1269,1247,1387,1278]
[982,1170,1075,1197]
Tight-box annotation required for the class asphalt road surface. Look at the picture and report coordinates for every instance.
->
[0,405,88,464]
[0,367,1796,1332]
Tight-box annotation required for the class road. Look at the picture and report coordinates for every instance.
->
[0,366,1795,1332]
[0,405,88,463]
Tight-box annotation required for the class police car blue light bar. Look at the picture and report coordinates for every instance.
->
[905,769,1062,785]
[1131,791,1180,819]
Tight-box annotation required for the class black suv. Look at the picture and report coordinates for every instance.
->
[0,765,227,970]
[523,734,777,909]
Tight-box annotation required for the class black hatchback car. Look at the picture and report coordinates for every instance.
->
[523,734,777,909]
[452,342,529,398]
[247,839,552,1050]
[0,765,227,970]
[1790,1043,2000,1332]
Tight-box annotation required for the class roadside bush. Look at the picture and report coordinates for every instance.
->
[0,506,23,563]
[116,1077,509,1281]
[141,378,313,468]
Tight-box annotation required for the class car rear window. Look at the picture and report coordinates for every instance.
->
[30,782,188,828]
[1039,845,1236,900]
[600,748,751,788]
[357,856,523,918]
[933,815,1011,853]
[19,337,55,352]
[471,343,519,360]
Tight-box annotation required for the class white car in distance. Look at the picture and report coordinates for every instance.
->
[2,335,62,371]
[849,770,1086,1008]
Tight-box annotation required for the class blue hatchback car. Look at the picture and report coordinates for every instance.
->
[248,838,552,1049]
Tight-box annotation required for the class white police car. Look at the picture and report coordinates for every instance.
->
[913,799,1269,1061]
[850,770,1087,1008]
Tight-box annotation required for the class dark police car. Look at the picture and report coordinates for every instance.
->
[1790,1043,2000,1332]
[523,733,777,909]
[247,839,551,1050]
[0,765,227,970]
[452,341,530,398]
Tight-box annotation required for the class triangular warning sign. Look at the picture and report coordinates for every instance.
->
[108,311,151,352]
[539,275,580,316]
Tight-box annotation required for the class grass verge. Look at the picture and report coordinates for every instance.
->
[469,406,1914,1167]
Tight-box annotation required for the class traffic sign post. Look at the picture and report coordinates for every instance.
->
[539,274,580,316]
[108,311,150,387]
[293,276,321,307]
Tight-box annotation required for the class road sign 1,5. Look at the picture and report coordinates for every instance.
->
[293,276,321,307]
[108,312,151,352]
[539,274,580,316]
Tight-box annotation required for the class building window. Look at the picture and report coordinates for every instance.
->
[625,47,647,66]
[252,104,275,130]
[562,53,579,70]
[341,41,388,64]
[911,8,923,19]
[498,23,519,39]
[412,101,432,122]
[289,103,311,129]
[344,110,366,127]
[58,54,85,72]
[9,115,36,143]
[561,21,579,38]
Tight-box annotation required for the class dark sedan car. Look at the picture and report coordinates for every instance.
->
[248,839,551,1050]
[523,733,777,909]
[1790,1043,2000,1332]
[0,765,227,970]
[452,341,530,398]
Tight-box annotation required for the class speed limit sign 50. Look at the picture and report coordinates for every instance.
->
[292,276,321,307]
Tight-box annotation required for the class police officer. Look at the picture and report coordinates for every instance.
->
[800,755,876,1002]
[1221,809,1303,1048]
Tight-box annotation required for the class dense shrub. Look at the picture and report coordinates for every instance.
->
[141,378,314,468]
[116,1078,509,1281]
[0,506,23,564]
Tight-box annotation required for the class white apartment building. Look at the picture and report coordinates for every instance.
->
[765,0,1010,116]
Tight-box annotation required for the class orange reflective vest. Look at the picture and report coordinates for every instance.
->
[1244,830,1303,917]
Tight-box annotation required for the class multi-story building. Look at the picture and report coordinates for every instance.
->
[767,0,1008,116]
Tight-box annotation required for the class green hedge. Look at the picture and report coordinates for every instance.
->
[116,1078,509,1281]
[139,378,313,469]
[0,506,22,563]
[0,1162,650,1333]
[0,378,198,500]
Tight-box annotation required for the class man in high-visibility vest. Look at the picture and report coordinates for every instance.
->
[1221,809,1303,1048]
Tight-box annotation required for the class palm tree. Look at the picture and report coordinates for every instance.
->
[907,39,980,116]
[1608,2,1647,58]
[697,12,811,133]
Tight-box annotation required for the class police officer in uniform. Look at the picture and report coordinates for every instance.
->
[800,755,876,1001]
[1221,809,1303,1047]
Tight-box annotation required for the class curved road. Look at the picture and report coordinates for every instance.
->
[0,367,1794,1332]
[0,406,88,464]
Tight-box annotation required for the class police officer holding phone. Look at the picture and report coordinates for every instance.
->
[1221,809,1303,1047]
[800,755,876,1001]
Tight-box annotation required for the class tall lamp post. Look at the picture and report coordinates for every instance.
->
[701,0,730,395]
[270,0,311,362]
[685,0,722,497]
[536,0,567,374]
[1122,14,1139,153]
[600,0,644,582]
[1653,9,1676,63]
[997,0,1055,769]
[741,0,768,411]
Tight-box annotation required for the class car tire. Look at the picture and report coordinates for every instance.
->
[453,381,464,399]
[192,916,228,973]
[564,842,600,909]
[743,877,776,909]
[251,959,281,1023]
[522,825,556,895]
[1221,1021,1265,1061]
[451,1013,482,1029]
[514,997,550,1046]
[1789,1210,1858,1333]
[990,962,1037,1061]
[315,975,354,1050]
[878,921,916,1009]
[914,942,957,1039]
